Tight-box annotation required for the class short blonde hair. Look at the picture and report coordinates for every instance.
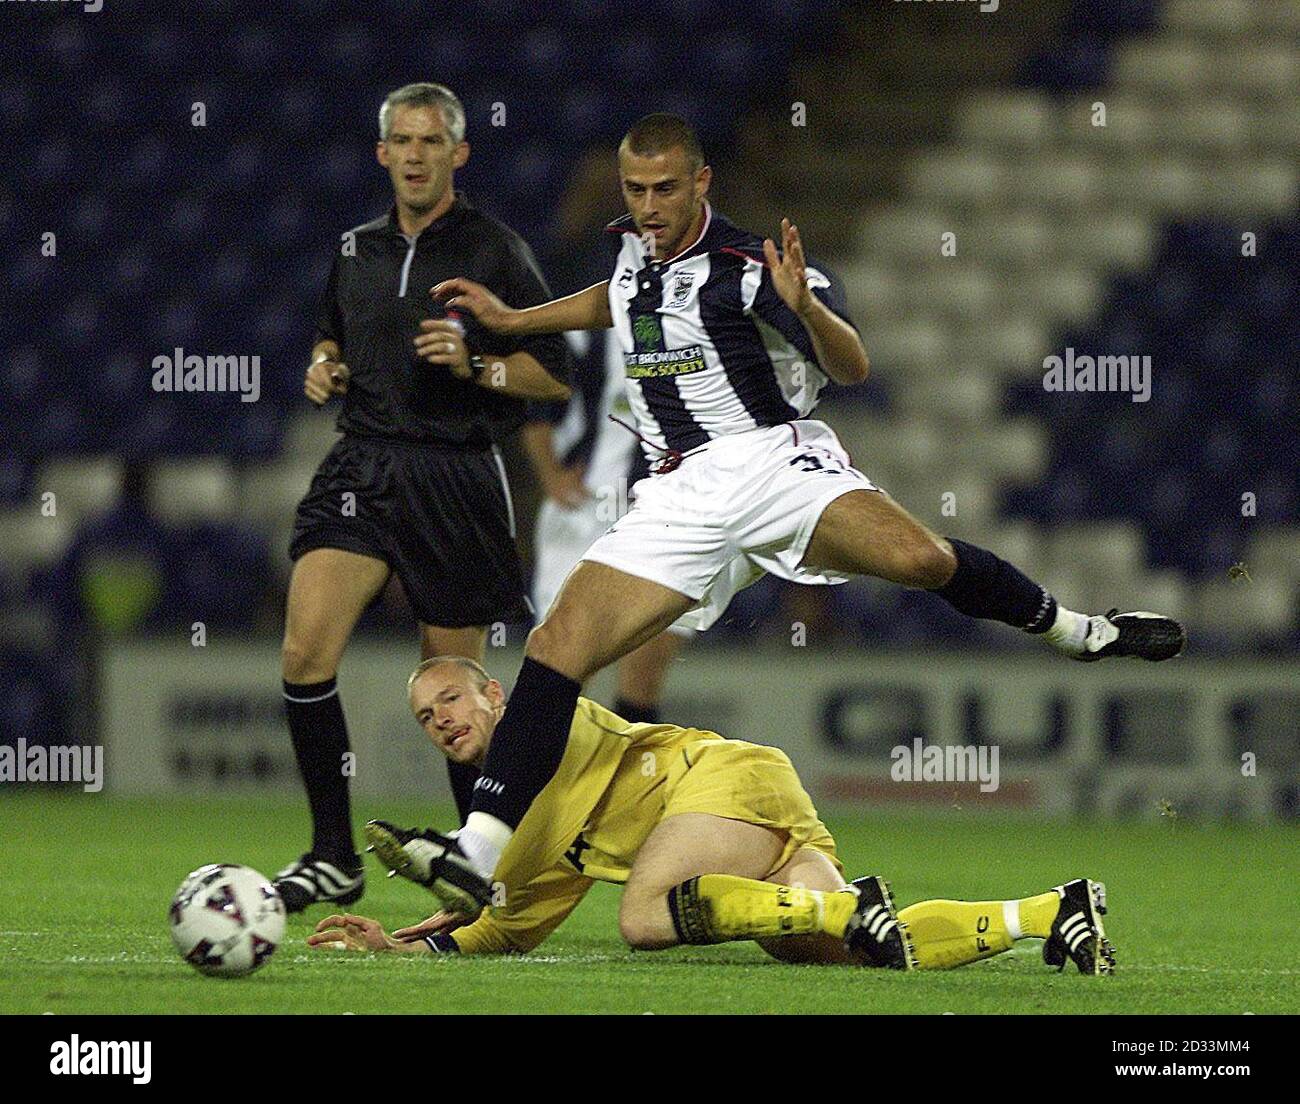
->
[407,655,491,692]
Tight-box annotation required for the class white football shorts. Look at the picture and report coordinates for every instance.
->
[533,490,700,638]
[580,419,880,631]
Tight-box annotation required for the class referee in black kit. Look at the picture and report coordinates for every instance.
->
[274,83,569,912]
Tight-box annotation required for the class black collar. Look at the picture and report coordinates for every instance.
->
[387,191,473,240]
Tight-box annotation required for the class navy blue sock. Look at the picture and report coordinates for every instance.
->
[934,538,1057,632]
[283,677,356,862]
[469,656,581,829]
[614,698,661,725]
[445,758,480,825]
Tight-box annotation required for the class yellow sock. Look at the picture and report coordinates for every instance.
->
[1017,890,1060,938]
[898,891,1060,969]
[666,874,859,944]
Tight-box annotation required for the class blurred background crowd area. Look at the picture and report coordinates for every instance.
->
[3,0,1298,746]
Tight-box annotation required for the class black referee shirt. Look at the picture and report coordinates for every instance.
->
[314,192,569,448]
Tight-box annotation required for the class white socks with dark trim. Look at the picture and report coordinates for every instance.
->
[458,813,514,881]
[1040,605,1091,655]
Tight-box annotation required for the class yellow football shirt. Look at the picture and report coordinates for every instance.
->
[450,698,838,954]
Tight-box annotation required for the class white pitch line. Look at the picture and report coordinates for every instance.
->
[33,951,1299,977]
[1119,965,1300,976]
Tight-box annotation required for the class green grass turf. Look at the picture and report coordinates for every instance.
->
[2,793,1296,1014]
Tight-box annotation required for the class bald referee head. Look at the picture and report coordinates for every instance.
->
[376,82,470,223]
[618,113,712,261]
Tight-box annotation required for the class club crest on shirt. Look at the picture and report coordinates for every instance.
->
[665,270,696,309]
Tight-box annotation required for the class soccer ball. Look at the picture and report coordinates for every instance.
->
[169,863,286,977]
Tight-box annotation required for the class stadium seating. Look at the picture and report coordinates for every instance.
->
[3,0,1297,751]
[823,0,1298,652]
[2,1,854,744]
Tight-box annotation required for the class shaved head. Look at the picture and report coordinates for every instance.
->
[620,112,705,173]
[407,654,491,692]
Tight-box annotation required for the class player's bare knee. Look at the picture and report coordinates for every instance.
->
[525,615,593,678]
[908,537,957,589]
[523,619,566,665]
[618,895,671,950]
[281,638,335,684]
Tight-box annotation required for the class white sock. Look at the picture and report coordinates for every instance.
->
[1041,605,1090,655]
[1002,899,1023,941]
[458,812,514,880]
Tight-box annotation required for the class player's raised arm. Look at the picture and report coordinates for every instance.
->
[433,278,613,336]
[762,218,870,387]
[413,318,572,401]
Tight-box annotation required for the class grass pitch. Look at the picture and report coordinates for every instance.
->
[3,793,1296,1015]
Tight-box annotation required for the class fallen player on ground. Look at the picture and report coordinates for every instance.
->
[307,657,1114,973]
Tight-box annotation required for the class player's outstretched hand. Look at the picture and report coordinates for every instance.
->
[431,278,518,333]
[304,359,349,405]
[762,217,813,317]
[392,910,472,942]
[308,913,411,953]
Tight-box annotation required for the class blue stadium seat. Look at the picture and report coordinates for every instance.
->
[4,1,863,655]
[559,85,615,144]
[0,456,32,506]
[228,24,278,73]
[167,522,273,627]
[0,82,33,134]
[1020,37,1113,93]
[518,27,570,85]
[133,22,201,74]
[1005,214,1300,577]
[1063,0,1160,35]
[224,405,285,462]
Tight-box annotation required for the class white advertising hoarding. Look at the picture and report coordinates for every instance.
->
[101,641,1297,817]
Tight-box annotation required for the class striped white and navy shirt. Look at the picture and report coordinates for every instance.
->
[605,202,857,458]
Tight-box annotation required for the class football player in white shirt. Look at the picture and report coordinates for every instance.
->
[402,113,1186,913]
[522,328,693,726]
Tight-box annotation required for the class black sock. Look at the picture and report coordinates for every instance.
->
[934,537,1057,632]
[614,698,660,725]
[446,758,480,825]
[469,656,581,829]
[283,677,357,864]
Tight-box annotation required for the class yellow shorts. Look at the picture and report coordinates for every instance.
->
[661,738,842,878]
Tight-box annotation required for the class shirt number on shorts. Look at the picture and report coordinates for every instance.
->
[790,451,840,473]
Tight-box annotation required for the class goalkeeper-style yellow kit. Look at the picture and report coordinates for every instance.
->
[445,698,1073,969]
[450,697,840,954]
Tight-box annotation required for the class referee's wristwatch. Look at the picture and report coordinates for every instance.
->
[467,354,488,382]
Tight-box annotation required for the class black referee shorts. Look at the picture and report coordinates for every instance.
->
[289,435,531,628]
